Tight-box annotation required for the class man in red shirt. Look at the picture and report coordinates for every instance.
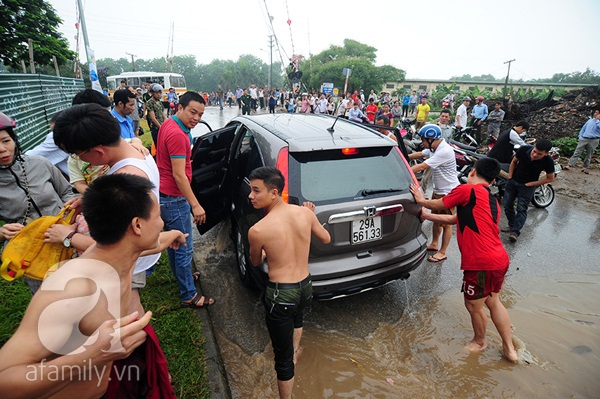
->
[410,157,518,362]
[156,91,215,308]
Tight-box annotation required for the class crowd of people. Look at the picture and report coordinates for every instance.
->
[1,78,598,399]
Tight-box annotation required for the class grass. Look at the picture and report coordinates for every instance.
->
[142,253,210,399]
[0,253,211,399]
[0,278,30,345]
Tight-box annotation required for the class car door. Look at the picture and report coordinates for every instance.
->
[190,123,240,234]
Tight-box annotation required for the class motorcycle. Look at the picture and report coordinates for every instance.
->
[442,98,450,109]
[451,144,560,208]
[451,126,478,148]
[399,117,416,139]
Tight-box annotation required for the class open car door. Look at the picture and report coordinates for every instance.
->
[190,123,239,234]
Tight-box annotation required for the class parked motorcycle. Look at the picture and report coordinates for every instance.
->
[451,126,478,148]
[451,144,560,208]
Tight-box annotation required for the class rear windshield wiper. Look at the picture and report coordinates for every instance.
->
[360,188,403,197]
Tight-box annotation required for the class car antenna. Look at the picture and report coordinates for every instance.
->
[327,115,341,133]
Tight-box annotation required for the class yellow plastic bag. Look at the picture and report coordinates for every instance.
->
[0,207,76,281]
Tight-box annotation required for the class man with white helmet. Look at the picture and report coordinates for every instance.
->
[408,124,459,262]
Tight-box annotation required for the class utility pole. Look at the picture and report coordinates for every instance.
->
[268,35,273,90]
[503,59,516,95]
[126,52,137,72]
[76,0,102,92]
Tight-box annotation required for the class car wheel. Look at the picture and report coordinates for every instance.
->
[235,225,256,288]
[532,184,555,208]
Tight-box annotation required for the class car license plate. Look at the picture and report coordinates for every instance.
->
[352,217,382,244]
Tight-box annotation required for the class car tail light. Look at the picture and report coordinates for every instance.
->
[376,205,404,216]
[395,146,420,187]
[341,148,359,155]
[276,147,289,203]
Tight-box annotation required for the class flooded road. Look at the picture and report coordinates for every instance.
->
[193,106,600,398]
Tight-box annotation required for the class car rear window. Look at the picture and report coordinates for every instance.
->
[289,147,412,204]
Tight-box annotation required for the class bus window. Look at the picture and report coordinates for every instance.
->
[171,76,186,88]
[107,80,117,90]
[127,77,140,86]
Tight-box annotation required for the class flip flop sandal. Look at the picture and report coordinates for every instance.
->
[428,255,447,263]
[181,292,215,309]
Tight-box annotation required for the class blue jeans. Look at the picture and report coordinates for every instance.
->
[218,97,223,110]
[160,194,196,301]
[503,180,535,236]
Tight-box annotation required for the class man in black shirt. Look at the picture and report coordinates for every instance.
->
[503,139,555,242]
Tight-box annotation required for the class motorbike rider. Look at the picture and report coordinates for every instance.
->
[409,124,459,262]
[166,87,179,116]
[443,90,455,112]
[488,121,530,165]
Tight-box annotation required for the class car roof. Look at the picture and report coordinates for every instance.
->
[233,114,395,152]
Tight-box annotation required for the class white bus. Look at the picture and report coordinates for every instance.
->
[106,71,187,101]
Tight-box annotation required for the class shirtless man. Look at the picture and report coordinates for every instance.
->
[247,166,330,399]
[0,174,162,398]
[410,158,519,362]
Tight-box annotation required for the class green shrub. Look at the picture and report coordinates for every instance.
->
[553,135,579,157]
[553,134,600,158]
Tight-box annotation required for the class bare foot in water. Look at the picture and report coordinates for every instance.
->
[502,345,519,362]
[465,340,488,352]
[293,346,304,365]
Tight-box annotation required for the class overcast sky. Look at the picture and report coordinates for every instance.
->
[47,0,599,81]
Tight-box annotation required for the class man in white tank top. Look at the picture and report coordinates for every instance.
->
[52,103,188,314]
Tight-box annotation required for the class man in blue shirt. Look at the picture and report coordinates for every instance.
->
[111,89,136,139]
[470,95,488,145]
[565,109,600,174]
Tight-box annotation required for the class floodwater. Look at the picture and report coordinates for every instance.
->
[212,273,599,399]
[193,106,600,398]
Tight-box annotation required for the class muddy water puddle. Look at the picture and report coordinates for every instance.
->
[216,273,600,398]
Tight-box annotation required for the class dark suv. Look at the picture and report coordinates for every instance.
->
[191,113,427,299]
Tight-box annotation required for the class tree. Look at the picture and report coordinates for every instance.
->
[532,68,600,84]
[0,0,76,70]
[297,40,405,95]
[449,74,502,82]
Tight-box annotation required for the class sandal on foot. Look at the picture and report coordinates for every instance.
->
[181,293,215,309]
[563,165,571,170]
[428,254,447,263]
[426,246,438,252]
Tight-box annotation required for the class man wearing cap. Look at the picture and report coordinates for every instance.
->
[456,97,471,131]
[146,83,165,144]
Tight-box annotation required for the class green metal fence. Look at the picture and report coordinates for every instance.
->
[0,74,85,151]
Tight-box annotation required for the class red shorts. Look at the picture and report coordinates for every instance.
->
[461,267,508,300]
